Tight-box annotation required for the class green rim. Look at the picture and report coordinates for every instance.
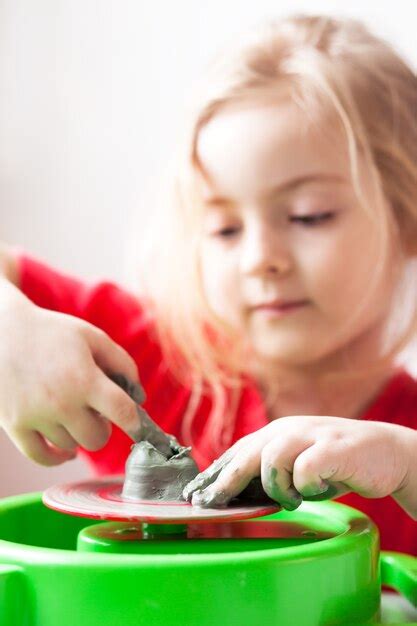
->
[0,492,376,566]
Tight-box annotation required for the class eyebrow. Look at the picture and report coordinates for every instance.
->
[203,173,348,206]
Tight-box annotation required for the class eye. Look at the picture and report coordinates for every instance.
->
[289,212,334,226]
[211,226,240,238]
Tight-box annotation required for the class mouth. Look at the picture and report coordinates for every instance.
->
[250,299,310,317]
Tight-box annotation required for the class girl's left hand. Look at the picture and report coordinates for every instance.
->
[183,415,411,510]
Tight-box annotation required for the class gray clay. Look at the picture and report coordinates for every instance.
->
[122,441,199,501]
[111,373,198,502]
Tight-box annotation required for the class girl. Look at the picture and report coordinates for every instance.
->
[0,14,416,554]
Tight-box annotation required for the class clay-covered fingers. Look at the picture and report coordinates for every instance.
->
[260,437,307,510]
[292,441,349,500]
[182,439,248,502]
[188,443,262,508]
[6,427,77,466]
[87,371,141,440]
[261,438,346,510]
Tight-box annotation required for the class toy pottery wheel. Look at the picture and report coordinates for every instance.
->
[0,478,414,626]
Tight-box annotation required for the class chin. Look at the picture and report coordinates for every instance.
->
[251,334,324,366]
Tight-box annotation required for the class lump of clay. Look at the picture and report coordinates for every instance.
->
[122,441,199,502]
[110,371,199,501]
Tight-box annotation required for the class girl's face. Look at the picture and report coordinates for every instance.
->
[197,101,398,367]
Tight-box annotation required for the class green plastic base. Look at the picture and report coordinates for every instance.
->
[0,493,414,626]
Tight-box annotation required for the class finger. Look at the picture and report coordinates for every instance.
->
[85,325,139,383]
[109,372,146,405]
[183,439,248,502]
[64,408,112,451]
[261,438,308,510]
[87,371,140,438]
[191,444,260,508]
[293,441,349,500]
[39,423,78,451]
[7,427,77,467]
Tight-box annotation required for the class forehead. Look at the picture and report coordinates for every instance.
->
[196,101,351,199]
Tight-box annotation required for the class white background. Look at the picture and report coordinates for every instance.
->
[0,0,415,497]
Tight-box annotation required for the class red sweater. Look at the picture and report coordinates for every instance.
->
[19,255,417,554]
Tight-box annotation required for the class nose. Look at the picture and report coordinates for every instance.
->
[240,219,292,277]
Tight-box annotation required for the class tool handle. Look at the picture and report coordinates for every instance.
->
[110,372,178,457]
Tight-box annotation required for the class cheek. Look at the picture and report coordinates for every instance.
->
[298,224,388,319]
[200,247,241,322]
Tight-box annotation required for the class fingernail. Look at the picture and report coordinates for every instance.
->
[282,499,302,511]
[182,475,202,498]
[302,480,329,498]
[182,485,194,501]
[282,490,303,511]
[304,483,338,501]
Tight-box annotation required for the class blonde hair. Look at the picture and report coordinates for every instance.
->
[134,15,417,460]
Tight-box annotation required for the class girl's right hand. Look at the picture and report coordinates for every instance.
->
[0,294,141,466]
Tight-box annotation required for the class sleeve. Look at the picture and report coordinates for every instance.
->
[18,253,155,348]
[19,254,100,318]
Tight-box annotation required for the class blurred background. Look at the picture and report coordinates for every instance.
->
[0,0,415,496]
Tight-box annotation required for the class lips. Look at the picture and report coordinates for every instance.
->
[251,299,309,311]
